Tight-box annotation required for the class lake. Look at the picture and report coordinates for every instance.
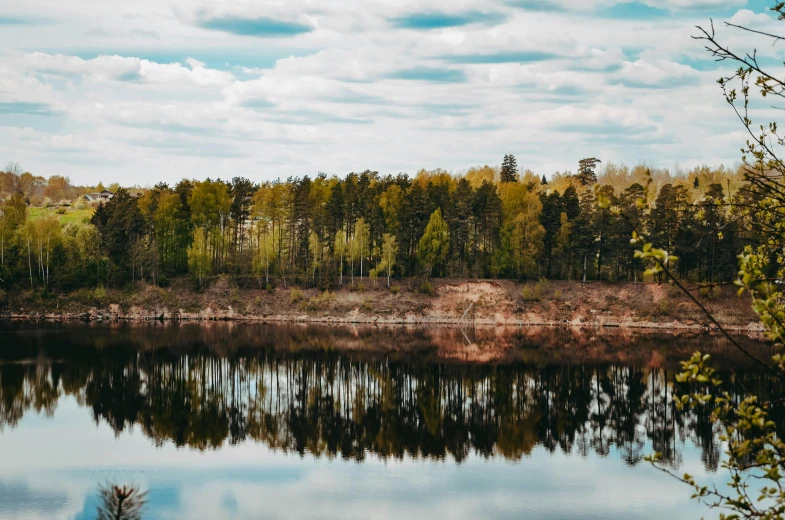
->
[0,322,777,520]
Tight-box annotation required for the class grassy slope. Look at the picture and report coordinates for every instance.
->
[28,207,93,225]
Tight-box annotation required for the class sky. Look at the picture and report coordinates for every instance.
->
[0,0,782,186]
[0,396,719,520]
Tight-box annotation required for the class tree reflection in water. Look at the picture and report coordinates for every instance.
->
[97,482,147,520]
[0,323,778,472]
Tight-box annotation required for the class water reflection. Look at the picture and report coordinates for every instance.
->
[0,323,777,471]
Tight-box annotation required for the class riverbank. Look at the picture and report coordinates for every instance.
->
[0,278,764,331]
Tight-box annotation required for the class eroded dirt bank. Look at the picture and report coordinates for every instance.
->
[1,278,764,331]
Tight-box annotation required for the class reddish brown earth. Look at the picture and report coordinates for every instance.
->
[2,278,763,332]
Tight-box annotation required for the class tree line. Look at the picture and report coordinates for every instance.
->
[0,158,753,292]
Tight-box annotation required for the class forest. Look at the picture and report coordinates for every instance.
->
[0,155,755,293]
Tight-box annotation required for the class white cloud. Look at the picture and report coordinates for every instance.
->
[0,1,777,184]
[728,9,775,27]
[645,0,746,9]
[12,53,235,87]
[613,59,701,88]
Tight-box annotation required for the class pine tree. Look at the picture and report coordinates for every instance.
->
[500,154,519,183]
[541,175,548,185]
[577,158,601,186]
[553,212,573,279]
[334,230,346,285]
[472,180,502,277]
[447,178,473,276]
[539,191,563,277]
[693,176,700,189]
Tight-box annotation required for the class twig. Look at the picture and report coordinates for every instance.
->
[459,301,473,325]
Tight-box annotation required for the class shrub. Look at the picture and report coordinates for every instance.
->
[390,284,400,295]
[416,280,435,296]
[56,208,66,215]
[290,288,303,304]
[157,274,169,288]
[301,290,335,311]
[698,285,723,300]
[315,290,335,303]
[522,279,550,302]
[651,299,670,318]
[521,286,537,302]
[93,286,108,302]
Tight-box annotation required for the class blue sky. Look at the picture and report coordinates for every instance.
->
[0,0,781,185]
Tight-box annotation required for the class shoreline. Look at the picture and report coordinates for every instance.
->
[0,278,765,333]
[1,311,765,334]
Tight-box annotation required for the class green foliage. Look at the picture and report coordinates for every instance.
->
[698,284,723,300]
[577,158,601,186]
[631,8,785,513]
[301,290,335,311]
[252,229,275,287]
[187,227,210,288]
[289,288,303,304]
[416,280,435,296]
[375,233,398,287]
[499,183,544,279]
[0,143,752,293]
[521,279,549,302]
[92,286,107,302]
[418,209,450,277]
[500,154,519,183]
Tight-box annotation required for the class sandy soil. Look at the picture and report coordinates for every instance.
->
[1,277,764,332]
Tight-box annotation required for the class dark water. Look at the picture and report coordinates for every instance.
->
[0,323,777,520]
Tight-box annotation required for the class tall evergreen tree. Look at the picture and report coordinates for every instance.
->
[577,158,601,186]
[472,180,502,277]
[447,178,473,276]
[500,154,519,183]
[326,182,345,244]
[539,191,563,277]
[229,177,257,259]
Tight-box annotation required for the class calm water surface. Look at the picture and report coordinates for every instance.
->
[0,323,777,520]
